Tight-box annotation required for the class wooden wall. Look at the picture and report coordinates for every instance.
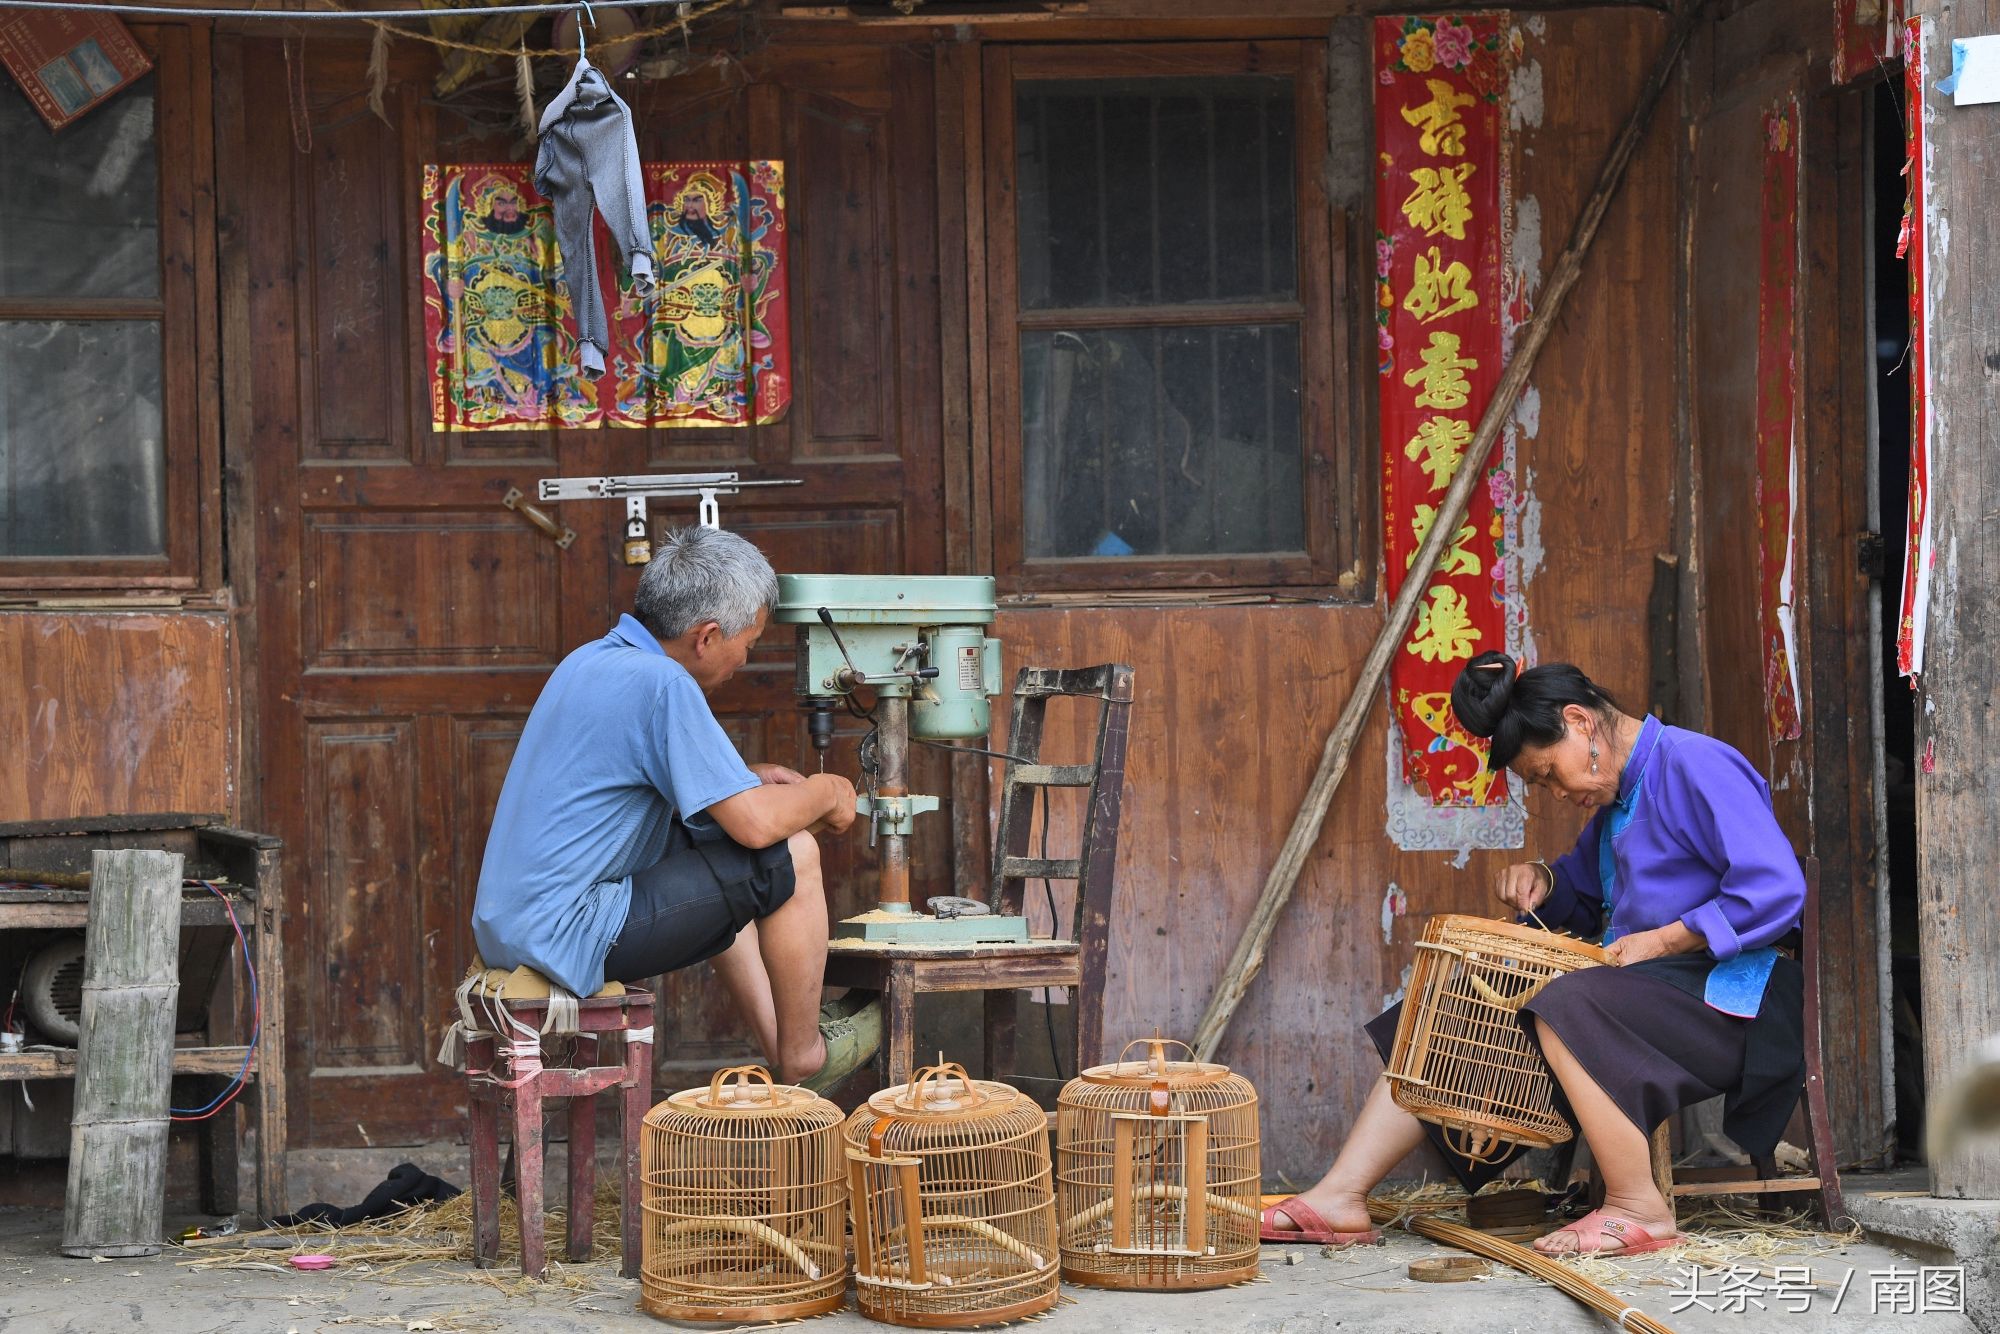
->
[0,612,233,823]
[993,4,1684,1185]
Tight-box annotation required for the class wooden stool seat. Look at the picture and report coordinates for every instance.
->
[463,985,653,1280]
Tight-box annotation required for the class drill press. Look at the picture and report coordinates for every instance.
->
[774,574,1031,946]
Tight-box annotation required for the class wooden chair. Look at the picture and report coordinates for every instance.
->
[1553,855,1847,1228]
[823,663,1134,1090]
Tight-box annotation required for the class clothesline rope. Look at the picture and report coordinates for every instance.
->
[2,0,658,20]
[0,0,749,61]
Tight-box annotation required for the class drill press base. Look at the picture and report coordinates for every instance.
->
[830,911,1032,946]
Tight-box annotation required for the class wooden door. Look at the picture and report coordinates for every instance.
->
[226,37,948,1149]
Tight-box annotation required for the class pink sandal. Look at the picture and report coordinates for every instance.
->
[1536,1209,1680,1257]
[1258,1197,1382,1246]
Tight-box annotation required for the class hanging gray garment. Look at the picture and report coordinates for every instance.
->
[534,57,655,377]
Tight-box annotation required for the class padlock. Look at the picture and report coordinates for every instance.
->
[623,516,652,565]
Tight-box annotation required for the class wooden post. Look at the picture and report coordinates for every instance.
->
[1908,0,2000,1201]
[1190,1,1707,1061]
[62,848,185,1258]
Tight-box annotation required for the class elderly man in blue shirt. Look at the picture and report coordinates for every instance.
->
[474,525,874,1090]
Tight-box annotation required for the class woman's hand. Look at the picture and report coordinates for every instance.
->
[1604,921,1704,965]
[1495,862,1553,917]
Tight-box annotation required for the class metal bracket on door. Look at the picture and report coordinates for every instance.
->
[502,486,577,549]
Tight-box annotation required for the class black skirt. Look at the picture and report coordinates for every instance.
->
[1363,954,1804,1193]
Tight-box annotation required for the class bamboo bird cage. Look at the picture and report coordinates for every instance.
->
[1384,915,1609,1162]
[842,1061,1060,1328]
[1055,1037,1262,1291]
[639,1065,848,1322]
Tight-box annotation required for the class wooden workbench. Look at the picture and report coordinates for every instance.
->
[0,814,286,1219]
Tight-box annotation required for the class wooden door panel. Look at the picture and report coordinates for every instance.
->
[789,90,899,458]
[301,511,565,670]
[297,106,409,460]
[303,718,425,1073]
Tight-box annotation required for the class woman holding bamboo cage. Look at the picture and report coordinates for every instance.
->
[1262,652,1807,1257]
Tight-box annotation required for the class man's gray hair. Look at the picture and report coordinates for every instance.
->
[634,526,779,639]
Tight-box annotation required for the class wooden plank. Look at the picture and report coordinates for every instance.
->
[1670,1177,1822,1198]
[1910,0,2000,1200]
[0,812,223,839]
[0,900,240,930]
[909,957,1082,993]
[0,613,232,825]
[1010,765,1096,788]
[0,1046,259,1080]
[1796,85,1888,1169]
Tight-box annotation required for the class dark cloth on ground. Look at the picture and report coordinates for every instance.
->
[1363,952,1804,1193]
[270,1162,460,1228]
[601,813,795,983]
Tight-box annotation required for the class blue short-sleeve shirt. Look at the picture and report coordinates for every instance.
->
[472,614,762,995]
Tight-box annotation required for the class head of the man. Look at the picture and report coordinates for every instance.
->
[633,526,778,691]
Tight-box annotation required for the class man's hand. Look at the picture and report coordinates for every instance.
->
[750,762,807,786]
[806,772,858,835]
[1495,862,1553,917]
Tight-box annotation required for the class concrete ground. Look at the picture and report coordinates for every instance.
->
[0,1202,1982,1334]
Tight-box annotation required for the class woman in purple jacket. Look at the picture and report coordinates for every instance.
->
[1262,651,1806,1257]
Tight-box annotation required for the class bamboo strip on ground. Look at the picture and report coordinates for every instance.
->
[1366,1198,1679,1334]
[1190,0,1712,1062]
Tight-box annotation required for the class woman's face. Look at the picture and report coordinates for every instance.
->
[1510,704,1620,810]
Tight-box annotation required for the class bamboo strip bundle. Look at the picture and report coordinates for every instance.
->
[1366,1198,1680,1334]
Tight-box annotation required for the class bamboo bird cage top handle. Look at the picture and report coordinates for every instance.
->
[667,1062,825,1116]
[704,1064,776,1106]
[1081,1037,1231,1093]
[894,1061,986,1115]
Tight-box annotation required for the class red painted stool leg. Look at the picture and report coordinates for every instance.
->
[621,1027,652,1280]
[468,1086,501,1269]
[567,1056,598,1263]
[513,1078,547,1280]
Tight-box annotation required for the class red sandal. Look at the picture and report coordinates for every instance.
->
[1258,1197,1382,1246]
[1535,1209,1681,1257]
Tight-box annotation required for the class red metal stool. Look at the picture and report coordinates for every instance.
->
[464,986,654,1279]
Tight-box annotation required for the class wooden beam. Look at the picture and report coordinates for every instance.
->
[1908,0,2000,1200]
[1190,0,1706,1062]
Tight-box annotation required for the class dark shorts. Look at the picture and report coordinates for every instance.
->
[601,815,796,984]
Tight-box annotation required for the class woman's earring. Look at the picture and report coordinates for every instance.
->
[1589,743,1600,775]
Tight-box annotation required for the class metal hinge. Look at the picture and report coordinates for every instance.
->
[1857,531,1886,582]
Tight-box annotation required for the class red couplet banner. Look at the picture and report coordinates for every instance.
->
[1754,99,1803,744]
[1374,15,1509,807]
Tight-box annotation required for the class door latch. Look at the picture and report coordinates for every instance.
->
[502,486,576,549]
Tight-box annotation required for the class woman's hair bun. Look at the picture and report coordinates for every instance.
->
[1450,650,1517,739]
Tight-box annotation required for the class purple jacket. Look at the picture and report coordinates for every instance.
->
[1535,717,1805,957]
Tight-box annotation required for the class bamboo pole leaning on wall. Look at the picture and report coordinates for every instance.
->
[1190,0,1710,1062]
[62,848,185,1258]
